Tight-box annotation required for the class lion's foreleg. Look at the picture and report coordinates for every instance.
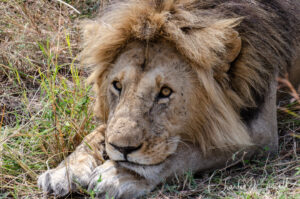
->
[88,160,153,199]
[38,125,106,197]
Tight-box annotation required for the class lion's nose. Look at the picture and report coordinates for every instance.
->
[109,143,142,160]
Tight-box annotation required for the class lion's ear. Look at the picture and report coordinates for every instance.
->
[206,18,242,65]
[225,31,242,63]
[213,31,241,79]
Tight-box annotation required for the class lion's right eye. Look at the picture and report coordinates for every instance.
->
[112,81,122,92]
[158,86,173,98]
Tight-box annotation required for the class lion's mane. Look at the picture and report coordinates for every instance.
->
[80,0,299,154]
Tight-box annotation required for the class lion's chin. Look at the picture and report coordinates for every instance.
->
[117,159,166,167]
[118,160,167,181]
[108,154,170,166]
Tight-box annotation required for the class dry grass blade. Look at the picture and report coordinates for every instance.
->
[277,74,300,104]
[54,0,81,14]
[0,105,5,131]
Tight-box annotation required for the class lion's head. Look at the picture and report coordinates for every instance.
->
[81,0,260,166]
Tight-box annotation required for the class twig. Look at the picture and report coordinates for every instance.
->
[53,0,81,14]
[277,75,300,104]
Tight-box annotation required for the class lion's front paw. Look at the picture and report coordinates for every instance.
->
[88,160,152,199]
[38,165,91,197]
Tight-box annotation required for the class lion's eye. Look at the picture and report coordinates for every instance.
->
[158,87,172,98]
[112,81,122,92]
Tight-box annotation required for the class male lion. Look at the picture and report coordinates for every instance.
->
[38,0,300,198]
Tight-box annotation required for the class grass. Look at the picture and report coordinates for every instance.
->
[0,0,299,198]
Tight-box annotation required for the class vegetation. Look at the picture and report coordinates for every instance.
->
[0,0,299,198]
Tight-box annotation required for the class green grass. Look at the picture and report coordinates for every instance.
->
[0,0,299,198]
[1,25,95,198]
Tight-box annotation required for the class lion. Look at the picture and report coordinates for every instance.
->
[38,0,300,198]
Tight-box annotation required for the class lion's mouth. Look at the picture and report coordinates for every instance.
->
[105,136,180,166]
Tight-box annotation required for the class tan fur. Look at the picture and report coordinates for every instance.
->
[81,0,254,154]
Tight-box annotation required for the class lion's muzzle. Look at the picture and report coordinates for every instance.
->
[109,143,143,161]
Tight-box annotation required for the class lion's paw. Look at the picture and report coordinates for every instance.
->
[88,160,152,199]
[38,165,91,197]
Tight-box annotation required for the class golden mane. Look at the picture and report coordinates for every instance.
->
[81,0,242,76]
[80,0,297,153]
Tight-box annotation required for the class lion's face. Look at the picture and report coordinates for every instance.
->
[104,41,196,165]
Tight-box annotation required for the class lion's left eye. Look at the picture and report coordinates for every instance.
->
[112,81,122,92]
[158,87,172,98]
